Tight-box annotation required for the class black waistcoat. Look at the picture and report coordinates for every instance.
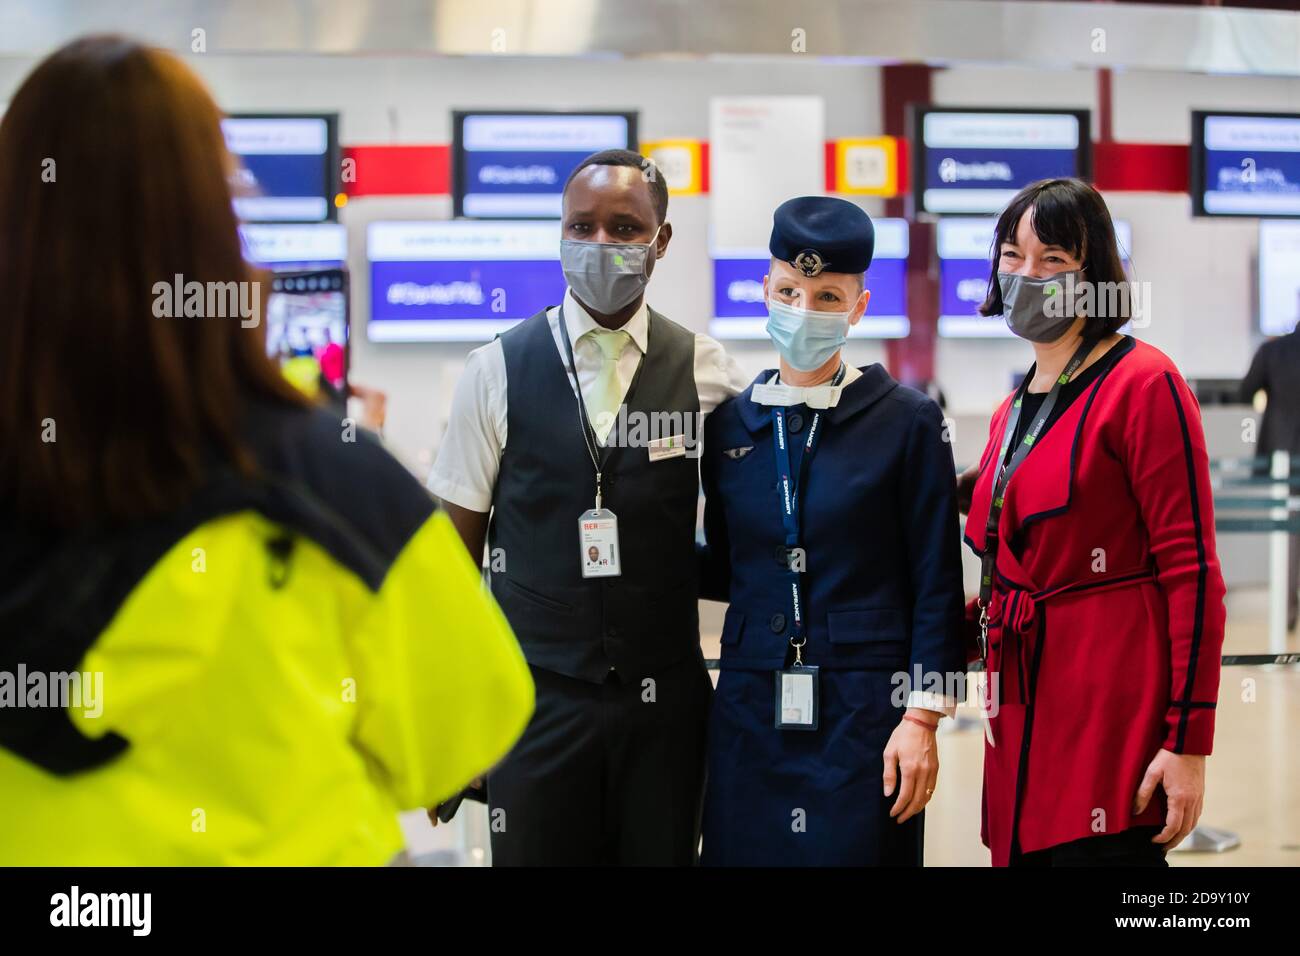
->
[489,306,701,683]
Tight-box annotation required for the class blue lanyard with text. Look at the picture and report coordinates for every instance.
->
[770,363,846,663]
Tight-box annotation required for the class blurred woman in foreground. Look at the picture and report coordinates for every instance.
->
[0,35,533,865]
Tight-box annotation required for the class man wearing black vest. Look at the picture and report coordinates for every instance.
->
[429,149,747,864]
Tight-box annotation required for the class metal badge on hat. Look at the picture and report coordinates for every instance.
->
[792,249,825,277]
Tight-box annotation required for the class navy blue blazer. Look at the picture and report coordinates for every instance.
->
[700,365,965,678]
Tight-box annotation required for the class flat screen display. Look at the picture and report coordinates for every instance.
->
[239,223,347,271]
[911,107,1091,216]
[453,111,637,219]
[367,220,565,342]
[223,114,339,223]
[1191,111,1300,218]
[709,218,910,340]
[937,216,1131,337]
[1259,220,1300,335]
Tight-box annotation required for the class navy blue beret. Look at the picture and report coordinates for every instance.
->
[769,196,875,277]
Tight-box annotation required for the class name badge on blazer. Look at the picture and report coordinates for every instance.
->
[647,434,687,462]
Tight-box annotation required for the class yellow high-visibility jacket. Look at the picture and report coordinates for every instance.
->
[0,404,533,865]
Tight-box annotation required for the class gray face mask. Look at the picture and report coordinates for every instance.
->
[560,227,660,315]
[997,269,1085,343]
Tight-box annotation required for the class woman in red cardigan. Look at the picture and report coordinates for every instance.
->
[962,178,1226,866]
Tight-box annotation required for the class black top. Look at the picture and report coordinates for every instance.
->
[1009,336,1134,451]
[1241,328,1300,458]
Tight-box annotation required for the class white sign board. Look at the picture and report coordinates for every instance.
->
[709,96,826,251]
[1260,220,1300,336]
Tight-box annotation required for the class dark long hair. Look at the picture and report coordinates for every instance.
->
[0,35,307,528]
[978,178,1130,337]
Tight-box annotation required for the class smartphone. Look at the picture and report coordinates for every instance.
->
[265,268,350,406]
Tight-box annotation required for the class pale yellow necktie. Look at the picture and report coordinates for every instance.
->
[583,328,631,445]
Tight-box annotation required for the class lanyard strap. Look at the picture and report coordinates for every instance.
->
[771,363,846,649]
[557,301,646,509]
[978,337,1097,609]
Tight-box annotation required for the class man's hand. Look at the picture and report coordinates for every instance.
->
[884,709,941,823]
[1134,749,1206,849]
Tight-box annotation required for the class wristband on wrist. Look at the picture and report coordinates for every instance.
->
[903,713,940,731]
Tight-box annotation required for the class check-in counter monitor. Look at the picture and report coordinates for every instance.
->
[453,111,637,219]
[367,220,565,342]
[1191,111,1300,219]
[937,217,1130,338]
[910,107,1091,216]
[223,114,339,223]
[709,218,910,340]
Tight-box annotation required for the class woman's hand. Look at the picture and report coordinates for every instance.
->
[884,709,941,823]
[348,382,388,434]
[1134,749,1206,849]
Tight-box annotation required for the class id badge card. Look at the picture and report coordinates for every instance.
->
[977,670,997,748]
[647,434,688,462]
[775,665,819,731]
[579,508,621,578]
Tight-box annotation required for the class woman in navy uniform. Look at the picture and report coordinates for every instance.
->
[699,197,966,865]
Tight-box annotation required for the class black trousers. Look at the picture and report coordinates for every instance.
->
[487,655,712,866]
[1012,825,1169,867]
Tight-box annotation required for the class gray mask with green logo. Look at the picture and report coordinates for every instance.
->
[560,227,661,315]
[997,269,1085,343]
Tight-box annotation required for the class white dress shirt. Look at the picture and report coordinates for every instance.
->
[430,289,749,513]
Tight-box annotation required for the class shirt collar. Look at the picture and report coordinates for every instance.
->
[737,363,895,433]
[563,289,649,355]
[762,364,864,389]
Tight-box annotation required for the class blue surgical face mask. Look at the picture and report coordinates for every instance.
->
[765,297,852,372]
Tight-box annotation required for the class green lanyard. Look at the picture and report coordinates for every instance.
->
[976,337,1096,657]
